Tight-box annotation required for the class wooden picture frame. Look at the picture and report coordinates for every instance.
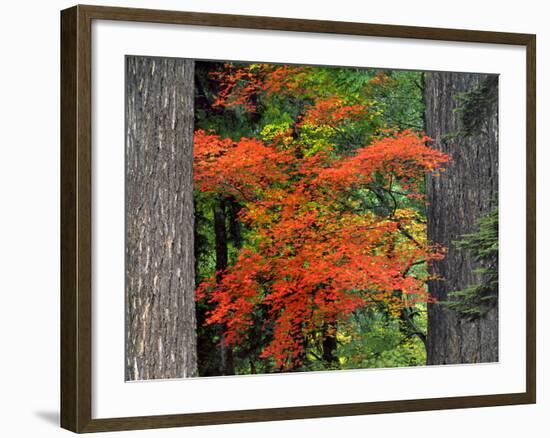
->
[61,4,536,433]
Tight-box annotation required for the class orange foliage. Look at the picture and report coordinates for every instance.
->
[209,63,309,112]
[314,130,448,193]
[299,96,369,127]
[194,130,294,200]
[195,128,450,370]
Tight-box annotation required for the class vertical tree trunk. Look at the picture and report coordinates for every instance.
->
[125,56,197,380]
[321,323,338,365]
[227,197,243,250]
[213,198,235,375]
[214,199,228,283]
[424,72,499,365]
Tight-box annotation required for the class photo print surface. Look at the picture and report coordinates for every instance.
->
[125,56,498,381]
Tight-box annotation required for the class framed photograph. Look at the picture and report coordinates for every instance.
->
[60,4,536,433]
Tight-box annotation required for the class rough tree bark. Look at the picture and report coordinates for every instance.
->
[125,56,197,380]
[424,72,499,365]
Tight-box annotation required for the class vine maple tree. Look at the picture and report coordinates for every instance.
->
[195,123,449,369]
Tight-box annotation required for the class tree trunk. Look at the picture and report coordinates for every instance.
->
[214,199,228,282]
[125,56,197,380]
[321,323,338,365]
[227,197,243,250]
[424,72,499,365]
[213,198,235,375]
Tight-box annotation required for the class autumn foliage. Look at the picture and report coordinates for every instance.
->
[210,63,309,111]
[195,63,450,370]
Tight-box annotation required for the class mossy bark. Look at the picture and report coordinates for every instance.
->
[424,72,499,365]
